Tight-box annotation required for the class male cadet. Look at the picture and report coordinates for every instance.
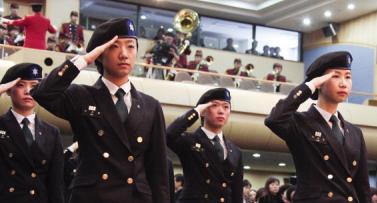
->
[31,18,169,203]
[265,51,370,203]
[0,63,64,203]
[167,88,243,203]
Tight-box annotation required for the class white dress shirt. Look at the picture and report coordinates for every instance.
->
[201,126,228,160]
[11,109,36,140]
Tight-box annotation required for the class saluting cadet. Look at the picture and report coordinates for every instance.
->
[265,51,370,203]
[167,88,243,203]
[0,63,64,203]
[31,18,170,203]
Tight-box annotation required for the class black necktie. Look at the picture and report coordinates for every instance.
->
[212,135,224,161]
[330,115,344,145]
[115,88,128,123]
[21,118,33,147]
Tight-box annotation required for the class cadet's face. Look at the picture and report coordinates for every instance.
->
[101,38,137,79]
[8,80,38,112]
[204,100,231,129]
[320,69,352,103]
[269,181,280,195]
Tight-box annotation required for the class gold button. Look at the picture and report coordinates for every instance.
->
[102,173,109,180]
[205,163,209,168]
[323,155,330,161]
[204,194,208,198]
[347,177,352,183]
[41,160,47,165]
[352,160,357,166]
[328,192,333,198]
[103,152,110,158]
[64,65,68,68]
[10,170,16,175]
[30,190,35,195]
[348,196,353,202]
[220,197,225,202]
[127,177,134,184]
[327,174,333,180]
[188,117,192,121]
[137,137,143,143]
[128,156,134,162]
[206,179,210,184]
[97,130,104,136]
[31,172,37,178]
[230,172,234,176]
[222,182,227,187]
[8,153,13,158]
[9,187,15,193]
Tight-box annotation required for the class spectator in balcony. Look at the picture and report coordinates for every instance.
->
[272,47,284,60]
[250,189,257,203]
[5,26,24,46]
[266,63,287,82]
[226,58,242,76]
[261,45,270,57]
[60,11,84,54]
[0,24,7,44]
[3,3,56,50]
[222,37,237,52]
[245,40,259,55]
[3,3,22,33]
[46,36,57,51]
[269,46,276,58]
[258,177,283,203]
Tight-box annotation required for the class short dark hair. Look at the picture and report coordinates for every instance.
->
[273,63,282,69]
[264,177,280,194]
[286,185,296,202]
[32,4,43,12]
[243,179,252,188]
[70,11,79,17]
[174,174,184,186]
[10,3,19,9]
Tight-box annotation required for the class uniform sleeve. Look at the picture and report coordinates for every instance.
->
[7,17,28,27]
[48,20,57,33]
[231,152,244,203]
[166,109,199,154]
[47,127,65,203]
[145,102,170,203]
[31,60,81,120]
[264,83,312,141]
[354,128,371,203]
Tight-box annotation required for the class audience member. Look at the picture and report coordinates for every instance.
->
[222,37,237,52]
[261,45,270,57]
[174,174,184,202]
[269,46,276,57]
[226,58,242,76]
[243,179,252,203]
[256,188,267,202]
[56,33,69,52]
[372,187,377,203]
[245,40,259,55]
[3,3,56,49]
[274,47,284,59]
[278,184,292,203]
[284,185,296,203]
[60,11,84,53]
[187,50,209,72]
[3,3,22,33]
[5,26,23,46]
[258,177,283,203]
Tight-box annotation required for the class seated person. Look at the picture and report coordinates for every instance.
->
[245,40,259,55]
[225,58,242,76]
[261,45,269,57]
[187,50,209,72]
[266,63,286,82]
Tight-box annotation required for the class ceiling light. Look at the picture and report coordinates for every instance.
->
[252,153,261,158]
[324,10,332,18]
[244,165,251,170]
[278,162,286,167]
[303,18,311,26]
[140,15,147,20]
[347,3,355,10]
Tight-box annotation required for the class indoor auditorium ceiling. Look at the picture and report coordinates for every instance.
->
[119,0,377,32]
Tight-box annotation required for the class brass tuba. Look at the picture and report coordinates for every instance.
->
[173,9,200,54]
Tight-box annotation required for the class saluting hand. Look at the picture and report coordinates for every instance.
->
[195,102,214,116]
[310,71,335,89]
[0,78,20,95]
[83,35,118,65]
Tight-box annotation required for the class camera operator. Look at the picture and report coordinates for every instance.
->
[147,31,179,80]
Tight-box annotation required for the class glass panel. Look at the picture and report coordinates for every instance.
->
[138,6,176,39]
[199,17,253,53]
[255,26,300,61]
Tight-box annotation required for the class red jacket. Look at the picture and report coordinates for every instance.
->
[266,73,287,82]
[8,12,56,49]
[61,22,84,45]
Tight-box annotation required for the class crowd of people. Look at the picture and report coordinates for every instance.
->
[0,3,84,54]
[0,15,374,203]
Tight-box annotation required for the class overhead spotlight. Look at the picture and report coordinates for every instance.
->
[244,165,251,170]
[278,162,286,167]
[324,10,332,18]
[347,3,355,10]
[303,18,311,26]
[252,153,261,158]
[140,15,147,20]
